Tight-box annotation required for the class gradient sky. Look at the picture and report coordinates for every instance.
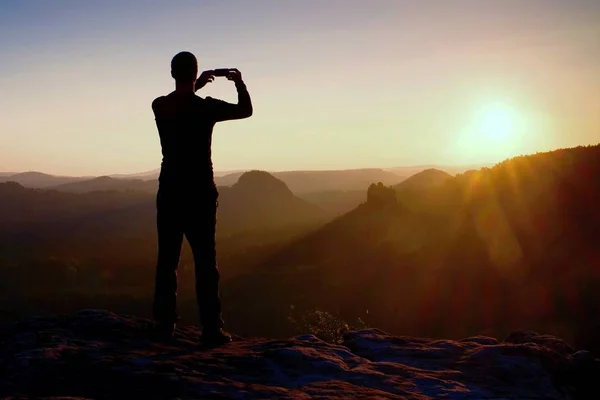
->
[1,0,599,176]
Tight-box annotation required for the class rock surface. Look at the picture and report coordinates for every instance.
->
[0,309,597,399]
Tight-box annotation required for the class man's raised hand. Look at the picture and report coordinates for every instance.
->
[226,68,243,84]
[195,70,215,91]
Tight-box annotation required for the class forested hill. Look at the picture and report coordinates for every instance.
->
[225,144,600,353]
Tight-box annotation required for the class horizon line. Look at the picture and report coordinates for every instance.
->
[0,161,497,178]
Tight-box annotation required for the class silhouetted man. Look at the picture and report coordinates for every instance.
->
[151,51,252,346]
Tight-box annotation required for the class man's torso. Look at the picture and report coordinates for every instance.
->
[152,92,218,191]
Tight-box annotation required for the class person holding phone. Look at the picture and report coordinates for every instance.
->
[150,51,253,346]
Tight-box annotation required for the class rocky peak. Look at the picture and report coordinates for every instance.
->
[233,170,294,199]
[0,309,597,399]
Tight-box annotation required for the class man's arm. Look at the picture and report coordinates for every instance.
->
[151,96,165,117]
[207,69,253,122]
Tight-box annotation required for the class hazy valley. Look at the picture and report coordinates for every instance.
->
[2,149,600,357]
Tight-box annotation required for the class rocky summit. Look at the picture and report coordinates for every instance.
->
[0,309,597,399]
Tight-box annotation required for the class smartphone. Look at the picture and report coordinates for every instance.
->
[212,68,231,77]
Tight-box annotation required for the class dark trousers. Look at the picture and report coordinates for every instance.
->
[152,185,224,331]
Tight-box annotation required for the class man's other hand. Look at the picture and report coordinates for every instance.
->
[226,69,243,84]
[195,70,215,91]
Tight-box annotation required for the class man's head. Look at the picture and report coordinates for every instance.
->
[171,51,198,83]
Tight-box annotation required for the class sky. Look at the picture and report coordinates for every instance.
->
[1,0,599,176]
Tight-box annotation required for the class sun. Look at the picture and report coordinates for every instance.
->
[454,101,525,162]
[477,103,516,141]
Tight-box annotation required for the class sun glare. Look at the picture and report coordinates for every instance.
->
[454,101,525,162]
[478,103,516,141]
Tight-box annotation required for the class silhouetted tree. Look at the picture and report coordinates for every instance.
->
[367,182,397,208]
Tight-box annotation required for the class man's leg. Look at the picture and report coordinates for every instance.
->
[152,189,184,327]
[185,196,225,334]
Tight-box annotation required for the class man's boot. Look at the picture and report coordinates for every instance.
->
[153,321,176,341]
[201,328,232,347]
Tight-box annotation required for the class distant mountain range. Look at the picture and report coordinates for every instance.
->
[393,168,453,191]
[383,163,492,177]
[53,176,157,193]
[0,164,484,195]
[0,170,327,246]
[214,168,403,193]
[0,172,92,188]
[107,168,245,180]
